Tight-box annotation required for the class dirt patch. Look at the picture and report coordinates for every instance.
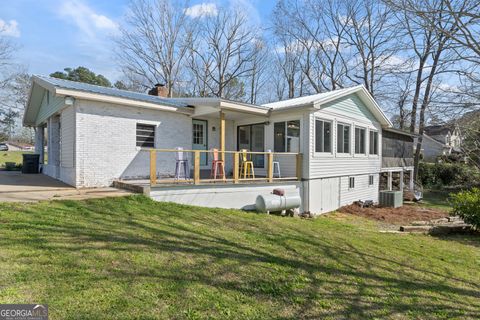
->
[338,204,449,225]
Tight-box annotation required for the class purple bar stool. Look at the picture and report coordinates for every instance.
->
[174,147,190,181]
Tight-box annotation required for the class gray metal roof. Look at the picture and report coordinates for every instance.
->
[35,75,189,108]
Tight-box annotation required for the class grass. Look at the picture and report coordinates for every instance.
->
[414,189,452,211]
[0,196,478,319]
[0,151,32,168]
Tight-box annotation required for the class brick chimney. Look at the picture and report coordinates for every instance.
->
[148,83,168,97]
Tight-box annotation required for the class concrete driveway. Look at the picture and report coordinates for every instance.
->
[0,171,132,202]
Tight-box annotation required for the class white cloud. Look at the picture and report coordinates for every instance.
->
[58,0,118,38]
[185,3,218,18]
[0,19,20,37]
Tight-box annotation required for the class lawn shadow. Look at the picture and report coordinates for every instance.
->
[1,197,479,319]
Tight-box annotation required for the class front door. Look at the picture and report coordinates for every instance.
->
[192,119,208,166]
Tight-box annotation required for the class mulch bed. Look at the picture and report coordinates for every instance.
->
[338,203,449,225]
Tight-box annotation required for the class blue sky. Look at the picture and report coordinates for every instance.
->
[0,0,275,81]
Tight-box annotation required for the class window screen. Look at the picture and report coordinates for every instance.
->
[136,124,155,148]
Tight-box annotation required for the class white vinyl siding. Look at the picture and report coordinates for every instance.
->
[36,91,65,126]
[306,92,382,214]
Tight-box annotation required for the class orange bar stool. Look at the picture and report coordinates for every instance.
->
[210,148,225,180]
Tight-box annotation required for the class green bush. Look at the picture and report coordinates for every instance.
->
[418,162,480,188]
[449,188,480,229]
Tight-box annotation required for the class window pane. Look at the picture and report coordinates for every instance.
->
[287,120,300,152]
[355,128,365,154]
[238,126,251,151]
[251,124,265,167]
[315,120,323,152]
[369,131,378,155]
[361,129,365,153]
[337,124,343,153]
[344,126,350,153]
[337,124,350,154]
[274,122,285,152]
[323,121,331,152]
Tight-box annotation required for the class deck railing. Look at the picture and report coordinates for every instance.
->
[146,148,302,186]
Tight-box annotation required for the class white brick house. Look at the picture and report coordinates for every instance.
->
[24,75,413,214]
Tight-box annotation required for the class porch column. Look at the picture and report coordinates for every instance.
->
[47,116,60,168]
[387,171,392,191]
[34,125,45,164]
[409,169,414,191]
[399,171,404,191]
[219,111,225,161]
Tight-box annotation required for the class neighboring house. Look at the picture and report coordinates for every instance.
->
[416,124,463,162]
[23,75,413,214]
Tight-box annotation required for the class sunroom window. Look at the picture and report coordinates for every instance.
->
[369,130,379,155]
[355,127,366,154]
[274,120,300,152]
[315,119,332,153]
[337,123,350,154]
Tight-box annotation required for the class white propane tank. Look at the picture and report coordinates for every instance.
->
[255,194,301,213]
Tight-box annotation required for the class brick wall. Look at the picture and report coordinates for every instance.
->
[75,100,192,187]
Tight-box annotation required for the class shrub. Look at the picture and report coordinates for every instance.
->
[449,188,480,229]
[418,162,480,188]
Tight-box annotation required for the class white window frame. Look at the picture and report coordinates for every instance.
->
[136,123,156,149]
[354,126,367,156]
[349,177,355,189]
[368,175,374,186]
[314,118,333,156]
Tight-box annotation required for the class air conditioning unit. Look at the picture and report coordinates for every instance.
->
[379,191,403,208]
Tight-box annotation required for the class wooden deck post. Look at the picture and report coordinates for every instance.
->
[219,111,225,162]
[233,152,239,184]
[268,152,273,183]
[296,153,303,181]
[194,151,200,185]
[150,150,157,186]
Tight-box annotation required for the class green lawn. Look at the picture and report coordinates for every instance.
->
[0,151,32,168]
[0,196,478,319]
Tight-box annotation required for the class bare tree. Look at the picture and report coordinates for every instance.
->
[272,0,350,94]
[187,7,257,99]
[247,38,270,104]
[343,0,399,98]
[115,0,193,96]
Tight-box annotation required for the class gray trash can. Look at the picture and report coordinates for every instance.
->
[22,154,40,174]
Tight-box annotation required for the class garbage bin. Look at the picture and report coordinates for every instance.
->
[22,154,40,174]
